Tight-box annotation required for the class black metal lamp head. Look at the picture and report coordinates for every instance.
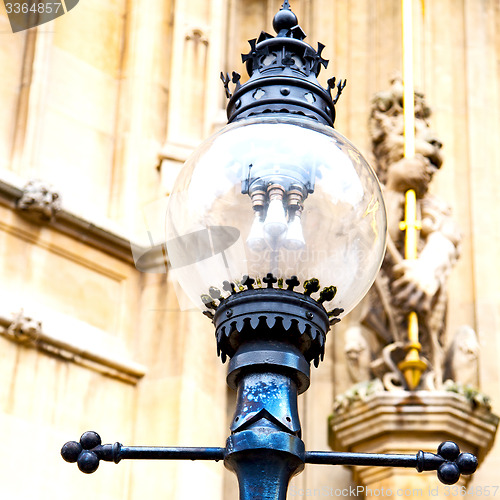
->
[166,2,387,326]
[223,1,346,126]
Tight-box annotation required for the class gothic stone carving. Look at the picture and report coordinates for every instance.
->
[6,310,42,345]
[343,77,480,396]
[17,179,61,221]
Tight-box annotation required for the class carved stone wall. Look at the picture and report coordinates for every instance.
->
[330,392,498,498]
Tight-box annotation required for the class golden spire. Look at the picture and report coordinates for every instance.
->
[397,0,427,390]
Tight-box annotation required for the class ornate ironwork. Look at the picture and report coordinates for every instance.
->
[62,431,477,486]
[213,285,330,367]
[203,274,343,329]
[223,0,344,126]
[61,3,478,498]
[63,280,478,495]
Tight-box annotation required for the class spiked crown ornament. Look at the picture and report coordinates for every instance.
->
[222,0,346,126]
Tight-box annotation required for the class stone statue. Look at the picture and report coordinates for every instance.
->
[6,310,42,345]
[17,179,61,221]
[444,325,480,387]
[344,326,371,384]
[343,77,478,393]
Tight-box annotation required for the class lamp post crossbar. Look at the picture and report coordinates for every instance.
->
[118,446,225,461]
[62,432,477,485]
[305,451,451,471]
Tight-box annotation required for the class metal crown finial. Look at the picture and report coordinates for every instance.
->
[273,0,298,34]
[223,0,344,126]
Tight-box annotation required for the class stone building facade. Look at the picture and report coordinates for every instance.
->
[0,1,499,499]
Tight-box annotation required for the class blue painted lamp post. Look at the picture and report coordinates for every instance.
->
[61,3,477,498]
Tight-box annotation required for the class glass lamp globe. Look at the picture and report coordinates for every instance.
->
[166,114,387,318]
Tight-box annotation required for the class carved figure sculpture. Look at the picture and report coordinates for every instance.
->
[345,77,474,391]
[444,325,480,387]
[344,326,371,384]
[17,179,61,220]
[6,310,42,345]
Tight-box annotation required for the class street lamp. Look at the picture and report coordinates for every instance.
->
[61,2,477,498]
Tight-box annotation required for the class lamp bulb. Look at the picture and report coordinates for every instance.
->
[263,184,288,244]
[283,209,306,250]
[247,211,267,251]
